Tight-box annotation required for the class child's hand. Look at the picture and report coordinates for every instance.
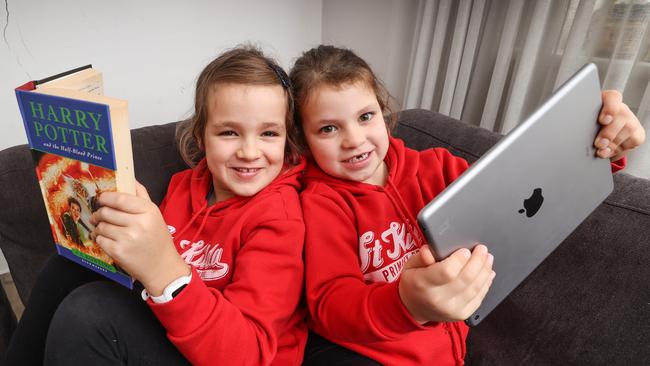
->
[595,90,646,161]
[90,182,190,295]
[398,245,495,324]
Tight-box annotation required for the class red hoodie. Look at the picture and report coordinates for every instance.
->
[301,137,626,365]
[149,158,308,366]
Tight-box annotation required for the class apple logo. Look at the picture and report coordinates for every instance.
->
[518,188,544,217]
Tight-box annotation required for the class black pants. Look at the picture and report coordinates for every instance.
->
[4,255,103,366]
[6,255,378,366]
[3,255,188,366]
[45,281,189,366]
[302,331,381,366]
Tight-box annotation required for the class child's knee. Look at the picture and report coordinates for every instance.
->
[51,282,128,335]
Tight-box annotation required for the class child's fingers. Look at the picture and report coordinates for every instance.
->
[93,233,117,256]
[460,255,494,305]
[403,246,436,270]
[595,116,625,158]
[424,248,471,285]
[91,206,133,227]
[91,221,125,243]
[607,127,633,157]
[135,181,152,201]
[449,245,491,295]
[618,124,646,152]
[97,191,148,214]
[460,270,496,320]
[599,90,623,124]
[615,123,645,150]
[419,245,436,266]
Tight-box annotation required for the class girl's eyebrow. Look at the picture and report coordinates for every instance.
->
[210,121,238,128]
[315,104,376,124]
[261,122,284,129]
[210,121,284,129]
[356,104,375,114]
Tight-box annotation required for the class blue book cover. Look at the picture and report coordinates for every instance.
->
[15,73,134,289]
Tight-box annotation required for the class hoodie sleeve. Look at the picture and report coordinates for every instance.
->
[302,187,427,343]
[148,217,306,366]
[611,155,626,173]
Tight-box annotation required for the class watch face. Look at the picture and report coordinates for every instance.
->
[171,283,188,298]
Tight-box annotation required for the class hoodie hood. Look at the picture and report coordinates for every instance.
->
[168,157,305,244]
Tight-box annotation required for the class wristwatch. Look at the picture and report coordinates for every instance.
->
[141,272,192,304]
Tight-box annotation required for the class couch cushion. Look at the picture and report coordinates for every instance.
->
[0,121,187,303]
[394,109,650,365]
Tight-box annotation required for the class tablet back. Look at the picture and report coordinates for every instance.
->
[417,63,613,326]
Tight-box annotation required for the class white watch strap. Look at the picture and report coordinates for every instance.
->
[141,272,192,304]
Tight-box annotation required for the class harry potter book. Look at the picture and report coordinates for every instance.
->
[15,65,135,288]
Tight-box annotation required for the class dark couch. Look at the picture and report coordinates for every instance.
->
[1,109,648,364]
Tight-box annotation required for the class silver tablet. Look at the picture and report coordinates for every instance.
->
[417,63,613,326]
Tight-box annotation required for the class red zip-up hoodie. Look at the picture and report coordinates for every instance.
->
[149,158,308,366]
[302,137,627,365]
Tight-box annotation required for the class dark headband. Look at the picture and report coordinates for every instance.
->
[266,61,291,89]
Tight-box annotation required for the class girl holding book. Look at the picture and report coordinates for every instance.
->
[6,46,307,366]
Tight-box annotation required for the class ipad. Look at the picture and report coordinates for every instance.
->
[416,63,613,326]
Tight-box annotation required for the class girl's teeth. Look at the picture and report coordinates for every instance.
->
[348,153,368,163]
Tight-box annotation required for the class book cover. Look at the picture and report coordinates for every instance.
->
[15,67,135,288]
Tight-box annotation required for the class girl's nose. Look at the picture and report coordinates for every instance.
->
[341,124,365,149]
[236,138,262,160]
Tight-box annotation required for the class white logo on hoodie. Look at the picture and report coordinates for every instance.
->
[359,221,418,283]
[168,225,230,281]
[179,240,230,281]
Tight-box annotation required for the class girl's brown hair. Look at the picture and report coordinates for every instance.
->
[289,45,397,148]
[176,45,300,167]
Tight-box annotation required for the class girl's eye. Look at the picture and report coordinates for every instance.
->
[261,131,280,137]
[218,130,237,137]
[359,112,375,122]
[319,125,337,134]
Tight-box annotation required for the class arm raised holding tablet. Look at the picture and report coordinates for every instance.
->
[417,64,646,326]
[596,90,646,161]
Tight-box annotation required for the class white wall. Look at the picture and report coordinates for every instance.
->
[0,0,322,273]
[322,0,419,108]
[0,0,322,150]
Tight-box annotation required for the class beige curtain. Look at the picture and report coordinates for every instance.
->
[404,0,650,178]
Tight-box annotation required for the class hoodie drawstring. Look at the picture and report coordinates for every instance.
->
[385,178,426,247]
[191,204,217,243]
[387,178,465,363]
[174,201,209,242]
